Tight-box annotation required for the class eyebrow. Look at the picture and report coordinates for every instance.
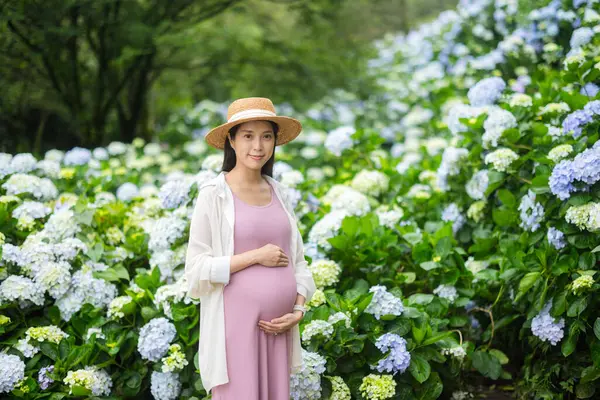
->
[239,129,273,133]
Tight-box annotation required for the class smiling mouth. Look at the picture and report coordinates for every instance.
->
[250,155,263,159]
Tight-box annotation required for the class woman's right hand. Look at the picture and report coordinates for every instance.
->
[255,244,289,267]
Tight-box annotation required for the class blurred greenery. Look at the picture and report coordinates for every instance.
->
[0,0,456,154]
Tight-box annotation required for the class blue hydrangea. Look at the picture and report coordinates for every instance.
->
[158,180,191,210]
[467,77,506,107]
[290,349,327,400]
[547,227,566,250]
[372,333,411,375]
[580,83,600,98]
[518,190,545,232]
[137,317,177,361]
[365,285,404,320]
[38,365,55,390]
[549,145,600,200]
[569,27,594,48]
[562,109,593,138]
[531,300,564,346]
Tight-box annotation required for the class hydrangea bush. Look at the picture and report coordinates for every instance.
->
[1,0,600,399]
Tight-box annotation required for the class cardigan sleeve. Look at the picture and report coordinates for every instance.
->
[184,186,232,299]
[282,189,317,303]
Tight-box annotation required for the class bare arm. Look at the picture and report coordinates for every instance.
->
[229,249,260,274]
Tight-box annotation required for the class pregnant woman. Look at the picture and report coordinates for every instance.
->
[184,97,317,399]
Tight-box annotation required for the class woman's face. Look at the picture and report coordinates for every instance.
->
[228,120,275,171]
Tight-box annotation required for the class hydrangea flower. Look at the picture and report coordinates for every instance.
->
[307,259,342,289]
[150,371,181,400]
[433,284,459,302]
[38,365,55,390]
[442,345,467,361]
[327,376,351,400]
[325,126,356,156]
[158,180,191,209]
[137,317,177,361]
[547,227,566,250]
[482,107,517,148]
[372,333,411,375]
[290,349,327,400]
[365,285,404,320]
[107,296,133,319]
[308,210,347,250]
[350,170,390,197]
[0,353,25,393]
[302,320,334,343]
[466,170,489,200]
[116,182,139,202]
[531,301,564,345]
[359,374,397,400]
[161,344,189,373]
[437,147,469,190]
[565,202,600,231]
[442,203,466,234]
[467,77,506,106]
[63,147,92,166]
[518,190,545,232]
[467,201,486,222]
[547,144,573,162]
[484,148,519,172]
[63,366,113,396]
[549,144,600,200]
[572,275,594,294]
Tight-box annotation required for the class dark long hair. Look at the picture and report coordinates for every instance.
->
[221,120,279,177]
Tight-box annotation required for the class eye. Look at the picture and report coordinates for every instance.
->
[244,134,252,139]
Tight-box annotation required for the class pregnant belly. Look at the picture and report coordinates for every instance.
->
[224,264,297,320]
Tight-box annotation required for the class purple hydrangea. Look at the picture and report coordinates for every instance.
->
[562,109,593,138]
[38,365,55,390]
[373,333,411,375]
[580,83,600,98]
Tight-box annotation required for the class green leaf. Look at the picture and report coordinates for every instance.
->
[489,349,509,365]
[576,382,596,399]
[435,237,453,259]
[419,261,441,271]
[567,296,589,317]
[562,324,580,357]
[422,331,453,347]
[594,318,600,340]
[408,354,431,383]
[581,366,600,383]
[519,272,541,293]
[416,371,443,400]
[497,189,516,208]
[472,350,502,379]
[408,294,434,305]
[93,264,130,282]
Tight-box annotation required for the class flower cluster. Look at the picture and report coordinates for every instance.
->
[359,374,397,400]
[364,285,404,320]
[372,333,411,375]
[307,259,342,289]
[531,301,565,346]
[137,317,177,361]
[63,366,113,396]
[290,349,327,400]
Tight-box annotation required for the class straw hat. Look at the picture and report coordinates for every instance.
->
[204,97,303,150]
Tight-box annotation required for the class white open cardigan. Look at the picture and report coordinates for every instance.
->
[184,171,317,394]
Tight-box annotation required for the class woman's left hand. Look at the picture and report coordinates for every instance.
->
[258,311,302,335]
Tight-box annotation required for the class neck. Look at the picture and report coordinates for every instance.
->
[225,166,264,186]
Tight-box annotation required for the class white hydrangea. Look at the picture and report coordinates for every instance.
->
[308,210,347,250]
[33,260,72,299]
[43,208,81,240]
[55,269,118,321]
[63,366,113,396]
[107,296,133,319]
[148,215,188,252]
[350,170,390,197]
[1,174,58,201]
[10,153,38,173]
[547,144,573,163]
[465,170,489,200]
[280,170,305,188]
[302,320,335,343]
[0,353,25,393]
[12,201,52,220]
[433,284,459,303]
[375,205,404,229]
[201,154,223,172]
[482,107,517,149]
[325,126,356,156]
[484,148,519,172]
[308,259,342,289]
[150,371,181,400]
[328,311,352,328]
[0,275,45,307]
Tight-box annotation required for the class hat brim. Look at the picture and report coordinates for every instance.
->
[204,116,302,150]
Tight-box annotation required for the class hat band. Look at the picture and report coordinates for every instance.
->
[228,109,277,123]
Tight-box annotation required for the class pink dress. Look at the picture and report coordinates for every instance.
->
[211,181,297,400]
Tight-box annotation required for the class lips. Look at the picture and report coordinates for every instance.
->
[250,155,263,160]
